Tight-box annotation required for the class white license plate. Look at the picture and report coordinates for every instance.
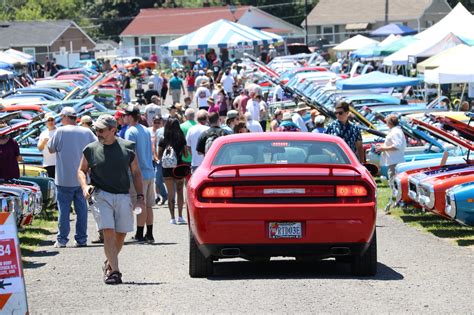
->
[269,222,302,239]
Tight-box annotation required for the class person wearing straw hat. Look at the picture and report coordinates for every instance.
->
[292,102,310,132]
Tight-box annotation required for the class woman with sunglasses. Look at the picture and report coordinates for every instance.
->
[157,118,189,225]
[37,112,57,178]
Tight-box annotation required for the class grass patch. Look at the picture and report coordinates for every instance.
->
[377,185,474,247]
[18,209,57,258]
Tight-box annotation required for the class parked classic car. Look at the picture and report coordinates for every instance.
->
[187,133,377,277]
[445,182,474,227]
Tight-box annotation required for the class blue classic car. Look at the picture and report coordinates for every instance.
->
[446,182,474,227]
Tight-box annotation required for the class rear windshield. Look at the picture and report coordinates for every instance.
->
[212,140,350,166]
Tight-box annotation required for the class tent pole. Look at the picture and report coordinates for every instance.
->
[460,82,466,107]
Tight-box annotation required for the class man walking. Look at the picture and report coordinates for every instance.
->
[186,110,209,171]
[144,95,162,126]
[48,107,96,248]
[124,105,156,243]
[196,112,229,155]
[169,72,185,104]
[78,115,145,285]
[180,108,197,166]
[325,101,364,162]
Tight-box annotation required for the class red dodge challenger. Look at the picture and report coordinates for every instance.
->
[186,133,377,277]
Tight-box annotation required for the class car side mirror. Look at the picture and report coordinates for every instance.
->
[363,163,379,177]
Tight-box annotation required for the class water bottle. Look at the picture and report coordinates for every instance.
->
[133,206,142,215]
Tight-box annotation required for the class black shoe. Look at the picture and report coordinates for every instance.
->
[131,235,146,243]
[74,241,87,247]
[104,271,122,285]
[91,238,104,244]
[145,235,155,244]
[155,197,161,205]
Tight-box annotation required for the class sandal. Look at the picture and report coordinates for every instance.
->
[104,271,122,285]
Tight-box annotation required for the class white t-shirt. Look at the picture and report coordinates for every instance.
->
[195,86,211,108]
[246,100,260,122]
[186,124,210,167]
[272,85,284,102]
[39,129,57,167]
[381,126,406,166]
[292,113,308,132]
[220,74,234,93]
[145,104,161,126]
[247,120,263,133]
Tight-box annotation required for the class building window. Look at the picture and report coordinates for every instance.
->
[22,47,35,58]
[139,37,151,58]
[322,25,335,43]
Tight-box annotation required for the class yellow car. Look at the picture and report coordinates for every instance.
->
[18,164,48,178]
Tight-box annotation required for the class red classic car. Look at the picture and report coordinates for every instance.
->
[186,133,377,277]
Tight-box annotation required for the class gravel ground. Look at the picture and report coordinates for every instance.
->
[23,204,473,314]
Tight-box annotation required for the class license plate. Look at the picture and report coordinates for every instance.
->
[269,222,302,239]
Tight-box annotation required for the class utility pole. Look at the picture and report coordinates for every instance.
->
[305,0,308,44]
[385,0,389,25]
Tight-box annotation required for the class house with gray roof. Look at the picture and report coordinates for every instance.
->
[303,0,452,44]
[0,20,95,64]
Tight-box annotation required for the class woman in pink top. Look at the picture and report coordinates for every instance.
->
[207,97,219,114]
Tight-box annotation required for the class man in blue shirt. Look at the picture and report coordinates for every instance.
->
[168,72,185,105]
[124,105,156,243]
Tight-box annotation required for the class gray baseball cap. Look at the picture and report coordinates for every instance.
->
[59,106,76,117]
[94,114,117,129]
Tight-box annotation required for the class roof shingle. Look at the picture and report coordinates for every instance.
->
[0,20,73,49]
[305,0,436,26]
[121,6,250,36]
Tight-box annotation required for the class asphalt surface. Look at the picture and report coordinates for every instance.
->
[23,204,473,314]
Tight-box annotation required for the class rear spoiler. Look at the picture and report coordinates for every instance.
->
[208,163,363,179]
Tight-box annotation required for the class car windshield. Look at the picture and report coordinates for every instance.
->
[212,140,350,166]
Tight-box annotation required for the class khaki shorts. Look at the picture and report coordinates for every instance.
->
[91,190,133,233]
[130,178,155,207]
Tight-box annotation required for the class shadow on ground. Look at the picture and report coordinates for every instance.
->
[208,259,403,281]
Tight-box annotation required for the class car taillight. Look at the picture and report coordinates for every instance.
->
[234,185,334,198]
[201,186,233,198]
[336,185,368,197]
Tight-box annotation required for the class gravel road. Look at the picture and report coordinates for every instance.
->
[23,204,473,314]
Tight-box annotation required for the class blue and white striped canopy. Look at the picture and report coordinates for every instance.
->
[161,19,283,50]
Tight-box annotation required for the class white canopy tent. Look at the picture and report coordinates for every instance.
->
[383,32,465,66]
[415,3,474,42]
[333,35,378,52]
[417,44,472,73]
[424,46,474,84]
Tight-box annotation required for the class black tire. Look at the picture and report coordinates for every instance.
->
[189,232,213,278]
[351,231,377,276]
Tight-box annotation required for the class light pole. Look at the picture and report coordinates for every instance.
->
[304,0,308,44]
[385,0,389,25]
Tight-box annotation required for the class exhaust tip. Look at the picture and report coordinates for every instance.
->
[331,247,350,256]
[220,248,240,257]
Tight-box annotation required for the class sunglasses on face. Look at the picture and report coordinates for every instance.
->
[47,119,55,122]
[335,111,346,116]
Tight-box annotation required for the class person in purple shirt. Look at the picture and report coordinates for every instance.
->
[0,132,21,180]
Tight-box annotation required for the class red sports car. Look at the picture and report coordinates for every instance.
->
[186,133,377,277]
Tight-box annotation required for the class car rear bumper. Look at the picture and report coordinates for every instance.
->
[198,242,372,259]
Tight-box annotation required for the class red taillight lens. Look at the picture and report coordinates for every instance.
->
[336,185,368,197]
[201,186,233,198]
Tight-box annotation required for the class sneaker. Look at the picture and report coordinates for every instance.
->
[53,241,66,248]
[145,235,155,244]
[177,217,187,224]
[131,235,146,243]
[169,218,177,225]
[160,198,167,206]
[74,241,87,248]
[155,197,161,205]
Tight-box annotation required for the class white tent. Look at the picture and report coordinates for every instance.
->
[424,46,474,84]
[383,32,464,66]
[415,3,474,42]
[417,44,472,73]
[161,19,283,50]
[333,35,378,52]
